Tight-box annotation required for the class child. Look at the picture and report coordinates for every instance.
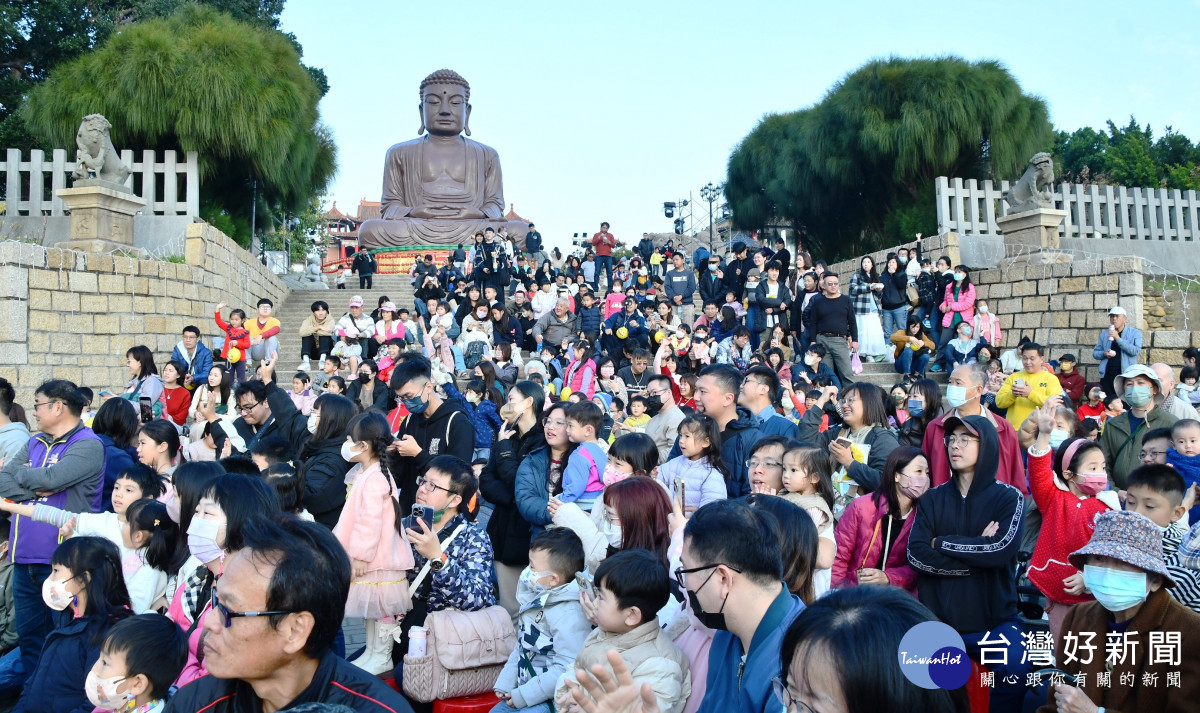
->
[591,393,615,443]
[780,445,838,596]
[611,394,650,441]
[1179,366,1200,406]
[1125,464,1200,614]
[494,529,592,712]
[325,375,347,395]
[971,298,1003,348]
[533,281,558,320]
[445,378,503,462]
[1025,400,1118,640]
[265,463,313,521]
[332,411,414,675]
[601,432,660,486]
[603,290,627,321]
[563,402,608,509]
[17,537,132,713]
[213,302,251,384]
[1103,393,1125,421]
[399,308,420,346]
[1166,419,1200,524]
[311,354,342,392]
[84,614,187,713]
[1078,419,1101,442]
[657,414,728,512]
[578,292,603,342]
[337,265,349,289]
[290,372,317,416]
[1076,385,1107,424]
[377,339,403,385]
[249,436,291,472]
[184,421,218,462]
[1054,353,1086,405]
[556,549,691,713]
[722,290,744,317]
[563,340,598,401]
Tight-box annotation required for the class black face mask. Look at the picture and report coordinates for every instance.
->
[686,587,728,631]
[643,395,663,417]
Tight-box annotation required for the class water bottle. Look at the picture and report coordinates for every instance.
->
[408,625,427,658]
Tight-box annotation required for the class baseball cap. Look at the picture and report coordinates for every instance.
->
[1059,353,1077,363]
[349,295,364,307]
[941,415,981,440]
[1109,306,1127,316]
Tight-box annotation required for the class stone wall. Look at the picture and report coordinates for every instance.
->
[0,222,287,404]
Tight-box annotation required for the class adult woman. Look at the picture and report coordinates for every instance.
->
[746,493,819,604]
[160,360,192,427]
[766,324,797,363]
[490,303,519,348]
[490,344,519,391]
[550,247,565,273]
[976,344,998,367]
[296,393,355,529]
[848,257,887,363]
[475,360,505,403]
[765,348,792,384]
[91,398,139,511]
[458,301,495,356]
[751,260,791,349]
[372,301,405,348]
[553,474,673,575]
[596,357,628,407]
[169,474,280,687]
[898,378,942,448]
[565,255,583,280]
[650,301,681,344]
[346,359,390,413]
[890,315,935,378]
[710,305,740,345]
[453,285,483,326]
[118,345,164,405]
[798,382,900,495]
[535,259,557,287]
[479,382,547,617]
[188,366,230,433]
[775,587,970,713]
[515,402,579,536]
[879,253,911,338]
[791,272,819,349]
[832,447,927,596]
[935,264,976,371]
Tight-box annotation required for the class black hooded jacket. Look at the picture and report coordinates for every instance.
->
[907,415,1025,634]
[388,395,474,514]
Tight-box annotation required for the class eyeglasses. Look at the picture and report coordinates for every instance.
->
[236,400,261,415]
[748,459,783,471]
[772,676,817,713]
[944,434,979,447]
[209,590,294,628]
[416,476,457,495]
[31,400,59,411]
[673,562,742,589]
[1140,449,1165,462]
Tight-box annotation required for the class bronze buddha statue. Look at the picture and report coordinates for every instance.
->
[357,69,528,248]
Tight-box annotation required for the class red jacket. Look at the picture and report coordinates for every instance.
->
[591,231,616,257]
[1026,450,1111,605]
[832,492,918,596]
[161,386,192,426]
[214,310,251,361]
[922,408,1029,496]
[1056,369,1087,405]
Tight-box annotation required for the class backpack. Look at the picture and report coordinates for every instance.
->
[463,341,486,370]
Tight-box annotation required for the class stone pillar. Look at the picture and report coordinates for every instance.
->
[996,208,1067,251]
[54,182,147,255]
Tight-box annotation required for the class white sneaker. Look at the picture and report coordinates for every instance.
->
[318,354,327,370]
[298,358,311,371]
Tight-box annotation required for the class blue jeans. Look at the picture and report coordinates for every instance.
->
[961,619,1032,713]
[0,647,23,694]
[596,256,613,290]
[881,306,909,338]
[492,701,551,713]
[894,348,930,375]
[13,563,51,686]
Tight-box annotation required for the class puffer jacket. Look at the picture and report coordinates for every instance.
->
[17,610,129,713]
[298,436,351,529]
[831,492,918,596]
[514,446,557,534]
[939,282,976,329]
[494,579,592,710]
[666,407,760,498]
[557,619,692,713]
[480,423,544,565]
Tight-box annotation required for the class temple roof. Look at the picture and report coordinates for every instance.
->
[324,201,351,221]
[505,203,527,222]
[357,200,382,221]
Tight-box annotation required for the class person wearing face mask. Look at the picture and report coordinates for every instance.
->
[675,500,804,713]
[832,446,928,596]
[941,320,981,371]
[1099,364,1178,489]
[293,394,355,530]
[644,374,685,464]
[897,378,942,449]
[1054,352,1086,405]
[442,378,504,463]
[1026,400,1119,643]
[970,298,1002,348]
[1043,510,1200,713]
[82,614,187,713]
[345,359,391,414]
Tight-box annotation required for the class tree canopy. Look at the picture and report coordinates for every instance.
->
[725,56,1052,259]
[20,3,335,244]
[1053,118,1200,191]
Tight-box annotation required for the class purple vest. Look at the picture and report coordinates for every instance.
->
[10,424,104,564]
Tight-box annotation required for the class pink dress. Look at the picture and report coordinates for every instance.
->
[333,460,414,619]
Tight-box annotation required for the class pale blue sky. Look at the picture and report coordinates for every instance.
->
[281,0,1200,252]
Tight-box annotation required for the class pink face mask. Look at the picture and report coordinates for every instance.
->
[603,465,631,487]
[1074,473,1108,496]
[898,473,930,500]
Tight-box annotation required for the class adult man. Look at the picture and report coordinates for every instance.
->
[438,258,465,293]
[692,301,721,331]
[506,290,529,324]
[352,248,377,290]
[1100,364,1178,488]
[682,500,803,713]
[474,228,508,293]
[803,272,857,387]
[532,298,580,353]
[591,222,618,290]
[714,326,752,370]
[636,233,655,265]
[202,374,308,457]
[525,223,545,265]
[412,253,438,286]
[771,236,790,276]
[618,349,653,398]
[663,252,697,326]
[738,366,797,439]
[995,342,1062,429]
[1092,305,1143,397]
[452,243,467,273]
[1152,362,1200,420]
[907,415,1029,713]
[166,516,411,713]
[604,297,648,356]
[171,325,213,390]
[669,364,761,497]
[698,257,724,306]
[0,381,103,682]
[247,298,281,365]
[644,375,685,464]
[923,364,1027,496]
[0,378,29,463]
[389,358,475,513]
[721,241,754,299]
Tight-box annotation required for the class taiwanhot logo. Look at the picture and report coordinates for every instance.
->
[897,621,971,690]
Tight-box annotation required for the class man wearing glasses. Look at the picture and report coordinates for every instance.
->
[678,500,803,713]
[738,366,798,439]
[166,516,411,713]
[643,374,684,464]
[198,368,307,458]
[0,380,104,686]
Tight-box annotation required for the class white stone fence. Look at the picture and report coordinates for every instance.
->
[2,148,200,217]
[936,176,1200,242]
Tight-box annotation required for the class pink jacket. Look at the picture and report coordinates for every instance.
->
[940,282,976,329]
[168,569,212,688]
[831,493,918,596]
[564,358,597,399]
[333,461,415,574]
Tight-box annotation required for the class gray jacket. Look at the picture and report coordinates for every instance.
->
[532,310,580,348]
[663,268,697,305]
[0,422,30,464]
[495,579,592,709]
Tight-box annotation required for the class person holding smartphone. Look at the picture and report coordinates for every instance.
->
[995,341,1063,430]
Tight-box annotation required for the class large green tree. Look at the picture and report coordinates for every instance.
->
[20,4,335,244]
[725,56,1052,259]
[1052,118,1200,191]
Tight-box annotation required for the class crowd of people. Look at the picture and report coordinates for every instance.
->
[0,223,1198,713]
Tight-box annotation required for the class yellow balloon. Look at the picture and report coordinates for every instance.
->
[559,387,572,400]
[655,330,666,342]
[616,327,629,339]
[228,346,242,363]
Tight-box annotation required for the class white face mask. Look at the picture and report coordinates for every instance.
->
[804,354,817,366]
[978,305,989,314]
[85,670,133,711]
[341,440,363,462]
[306,412,319,434]
[42,576,75,611]
[600,519,622,548]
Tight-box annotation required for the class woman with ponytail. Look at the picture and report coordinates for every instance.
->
[332,411,415,675]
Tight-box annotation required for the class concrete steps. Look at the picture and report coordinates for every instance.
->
[274,274,416,366]
[850,358,950,391]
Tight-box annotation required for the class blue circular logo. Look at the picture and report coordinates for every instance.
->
[897,621,971,690]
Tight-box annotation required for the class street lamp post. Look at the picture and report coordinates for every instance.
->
[700,183,721,251]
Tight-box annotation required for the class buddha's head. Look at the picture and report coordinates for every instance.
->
[419,69,471,137]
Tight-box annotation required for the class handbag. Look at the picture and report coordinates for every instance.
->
[906,284,920,307]
[402,525,517,702]
[850,351,863,375]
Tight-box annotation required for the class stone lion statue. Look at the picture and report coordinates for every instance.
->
[71,114,131,184]
[1004,152,1055,213]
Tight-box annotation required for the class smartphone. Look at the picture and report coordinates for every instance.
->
[98,389,114,398]
[1014,378,1026,387]
[675,477,687,511]
[835,437,853,448]
[138,396,153,424]
[575,571,596,599]
[403,503,435,532]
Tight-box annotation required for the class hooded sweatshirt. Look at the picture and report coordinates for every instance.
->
[907,415,1025,634]
[494,579,592,709]
[388,396,475,514]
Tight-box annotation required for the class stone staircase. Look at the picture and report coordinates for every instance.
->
[850,357,950,392]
